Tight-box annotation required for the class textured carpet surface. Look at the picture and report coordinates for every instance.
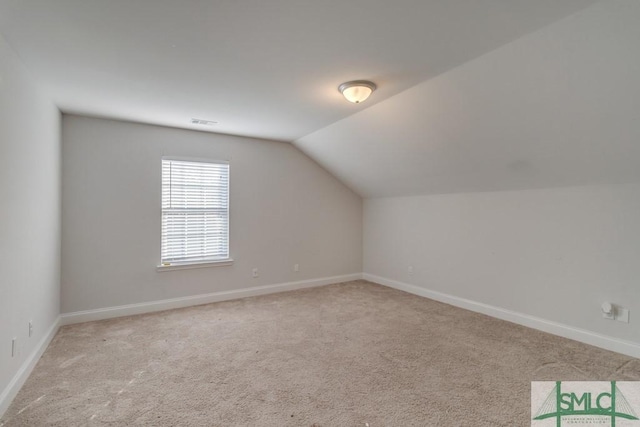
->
[1,280,638,426]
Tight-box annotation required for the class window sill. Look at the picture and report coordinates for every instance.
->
[156,258,234,272]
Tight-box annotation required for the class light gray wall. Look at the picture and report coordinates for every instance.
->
[61,115,362,313]
[364,184,640,344]
[299,0,640,349]
[0,36,61,394]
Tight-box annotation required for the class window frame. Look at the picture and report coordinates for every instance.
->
[157,156,233,272]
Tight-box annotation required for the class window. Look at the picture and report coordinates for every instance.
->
[160,158,230,268]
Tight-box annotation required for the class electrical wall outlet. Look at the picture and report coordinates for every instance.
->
[29,321,33,337]
[602,303,630,323]
[408,265,414,276]
[252,268,259,278]
[615,307,630,323]
[294,264,299,272]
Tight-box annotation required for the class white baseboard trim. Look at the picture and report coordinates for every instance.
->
[0,316,61,418]
[363,273,640,359]
[61,273,363,325]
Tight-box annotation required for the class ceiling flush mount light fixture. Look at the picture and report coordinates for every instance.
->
[338,80,377,104]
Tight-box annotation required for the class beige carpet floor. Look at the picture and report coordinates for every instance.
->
[1,280,638,426]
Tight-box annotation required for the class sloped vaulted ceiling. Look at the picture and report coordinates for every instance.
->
[0,0,596,142]
[3,1,634,199]
[294,1,640,198]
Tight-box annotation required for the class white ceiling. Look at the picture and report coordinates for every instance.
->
[0,0,598,142]
[295,1,640,197]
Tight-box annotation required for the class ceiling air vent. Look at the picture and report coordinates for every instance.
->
[191,118,218,126]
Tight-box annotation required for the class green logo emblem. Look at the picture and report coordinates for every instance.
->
[533,381,639,427]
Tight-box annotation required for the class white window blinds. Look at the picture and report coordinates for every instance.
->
[161,159,229,265]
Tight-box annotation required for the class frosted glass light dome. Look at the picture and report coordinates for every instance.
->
[338,81,377,104]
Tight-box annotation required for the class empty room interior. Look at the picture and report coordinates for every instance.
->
[1,1,640,425]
